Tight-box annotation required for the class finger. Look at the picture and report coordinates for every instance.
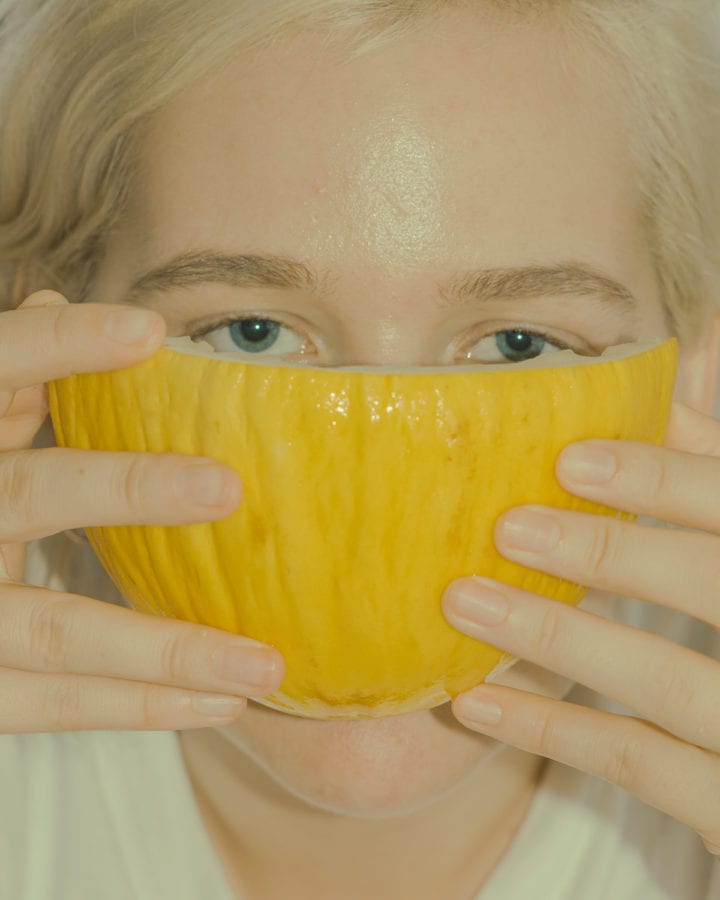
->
[0,292,83,449]
[442,576,720,751]
[0,582,285,699]
[491,504,720,627]
[0,384,48,451]
[554,437,720,534]
[0,666,252,733]
[1,292,166,393]
[0,447,242,542]
[450,683,720,855]
[664,400,720,457]
[17,290,69,311]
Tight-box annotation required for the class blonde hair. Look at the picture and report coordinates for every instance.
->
[0,0,719,344]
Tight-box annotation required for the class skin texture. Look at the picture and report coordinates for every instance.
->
[88,9,720,899]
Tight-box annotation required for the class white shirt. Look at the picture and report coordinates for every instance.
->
[1,530,717,900]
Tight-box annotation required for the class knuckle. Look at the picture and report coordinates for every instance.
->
[138,684,164,728]
[43,677,84,730]
[533,602,566,660]
[601,733,643,788]
[0,451,37,524]
[532,707,559,756]
[159,631,196,683]
[653,661,693,718]
[118,456,154,512]
[26,596,77,671]
[647,452,671,500]
[582,520,618,583]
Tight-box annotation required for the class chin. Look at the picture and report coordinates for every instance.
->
[217,698,502,820]
[209,594,609,820]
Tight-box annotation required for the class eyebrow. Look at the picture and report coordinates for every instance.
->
[124,250,640,319]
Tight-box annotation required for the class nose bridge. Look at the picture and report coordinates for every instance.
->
[334,276,438,366]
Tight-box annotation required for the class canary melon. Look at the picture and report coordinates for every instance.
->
[48,337,678,718]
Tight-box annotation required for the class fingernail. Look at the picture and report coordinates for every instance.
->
[499,508,560,553]
[105,309,160,345]
[190,695,246,718]
[23,293,68,309]
[558,443,617,485]
[215,647,281,689]
[177,464,239,507]
[445,577,509,625]
[454,689,503,725]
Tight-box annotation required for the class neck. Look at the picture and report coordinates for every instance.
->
[179,726,545,900]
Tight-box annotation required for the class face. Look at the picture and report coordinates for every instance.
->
[91,10,671,818]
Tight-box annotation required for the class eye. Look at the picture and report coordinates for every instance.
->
[464,328,570,364]
[191,316,307,358]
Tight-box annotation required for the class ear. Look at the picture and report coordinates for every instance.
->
[674,306,720,416]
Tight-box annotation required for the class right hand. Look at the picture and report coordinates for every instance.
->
[0,290,285,734]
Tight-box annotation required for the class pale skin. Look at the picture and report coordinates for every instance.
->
[4,8,720,899]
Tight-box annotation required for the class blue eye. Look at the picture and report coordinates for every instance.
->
[229,319,281,353]
[193,317,306,357]
[466,329,566,364]
[496,330,547,361]
[191,319,569,364]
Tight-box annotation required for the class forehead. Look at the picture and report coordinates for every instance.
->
[126,11,645,283]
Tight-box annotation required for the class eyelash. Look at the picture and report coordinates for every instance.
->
[189,315,577,358]
[458,323,572,356]
[190,314,309,346]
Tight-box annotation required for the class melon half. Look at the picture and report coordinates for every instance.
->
[48,337,678,718]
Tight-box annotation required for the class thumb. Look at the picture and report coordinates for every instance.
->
[663,400,720,457]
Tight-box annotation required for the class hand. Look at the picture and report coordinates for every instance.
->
[0,290,284,734]
[441,401,720,857]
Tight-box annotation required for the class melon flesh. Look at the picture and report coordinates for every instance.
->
[48,337,678,718]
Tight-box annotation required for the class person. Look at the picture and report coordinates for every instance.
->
[1,0,720,897]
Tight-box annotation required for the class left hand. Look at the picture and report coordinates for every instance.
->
[441,400,720,857]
